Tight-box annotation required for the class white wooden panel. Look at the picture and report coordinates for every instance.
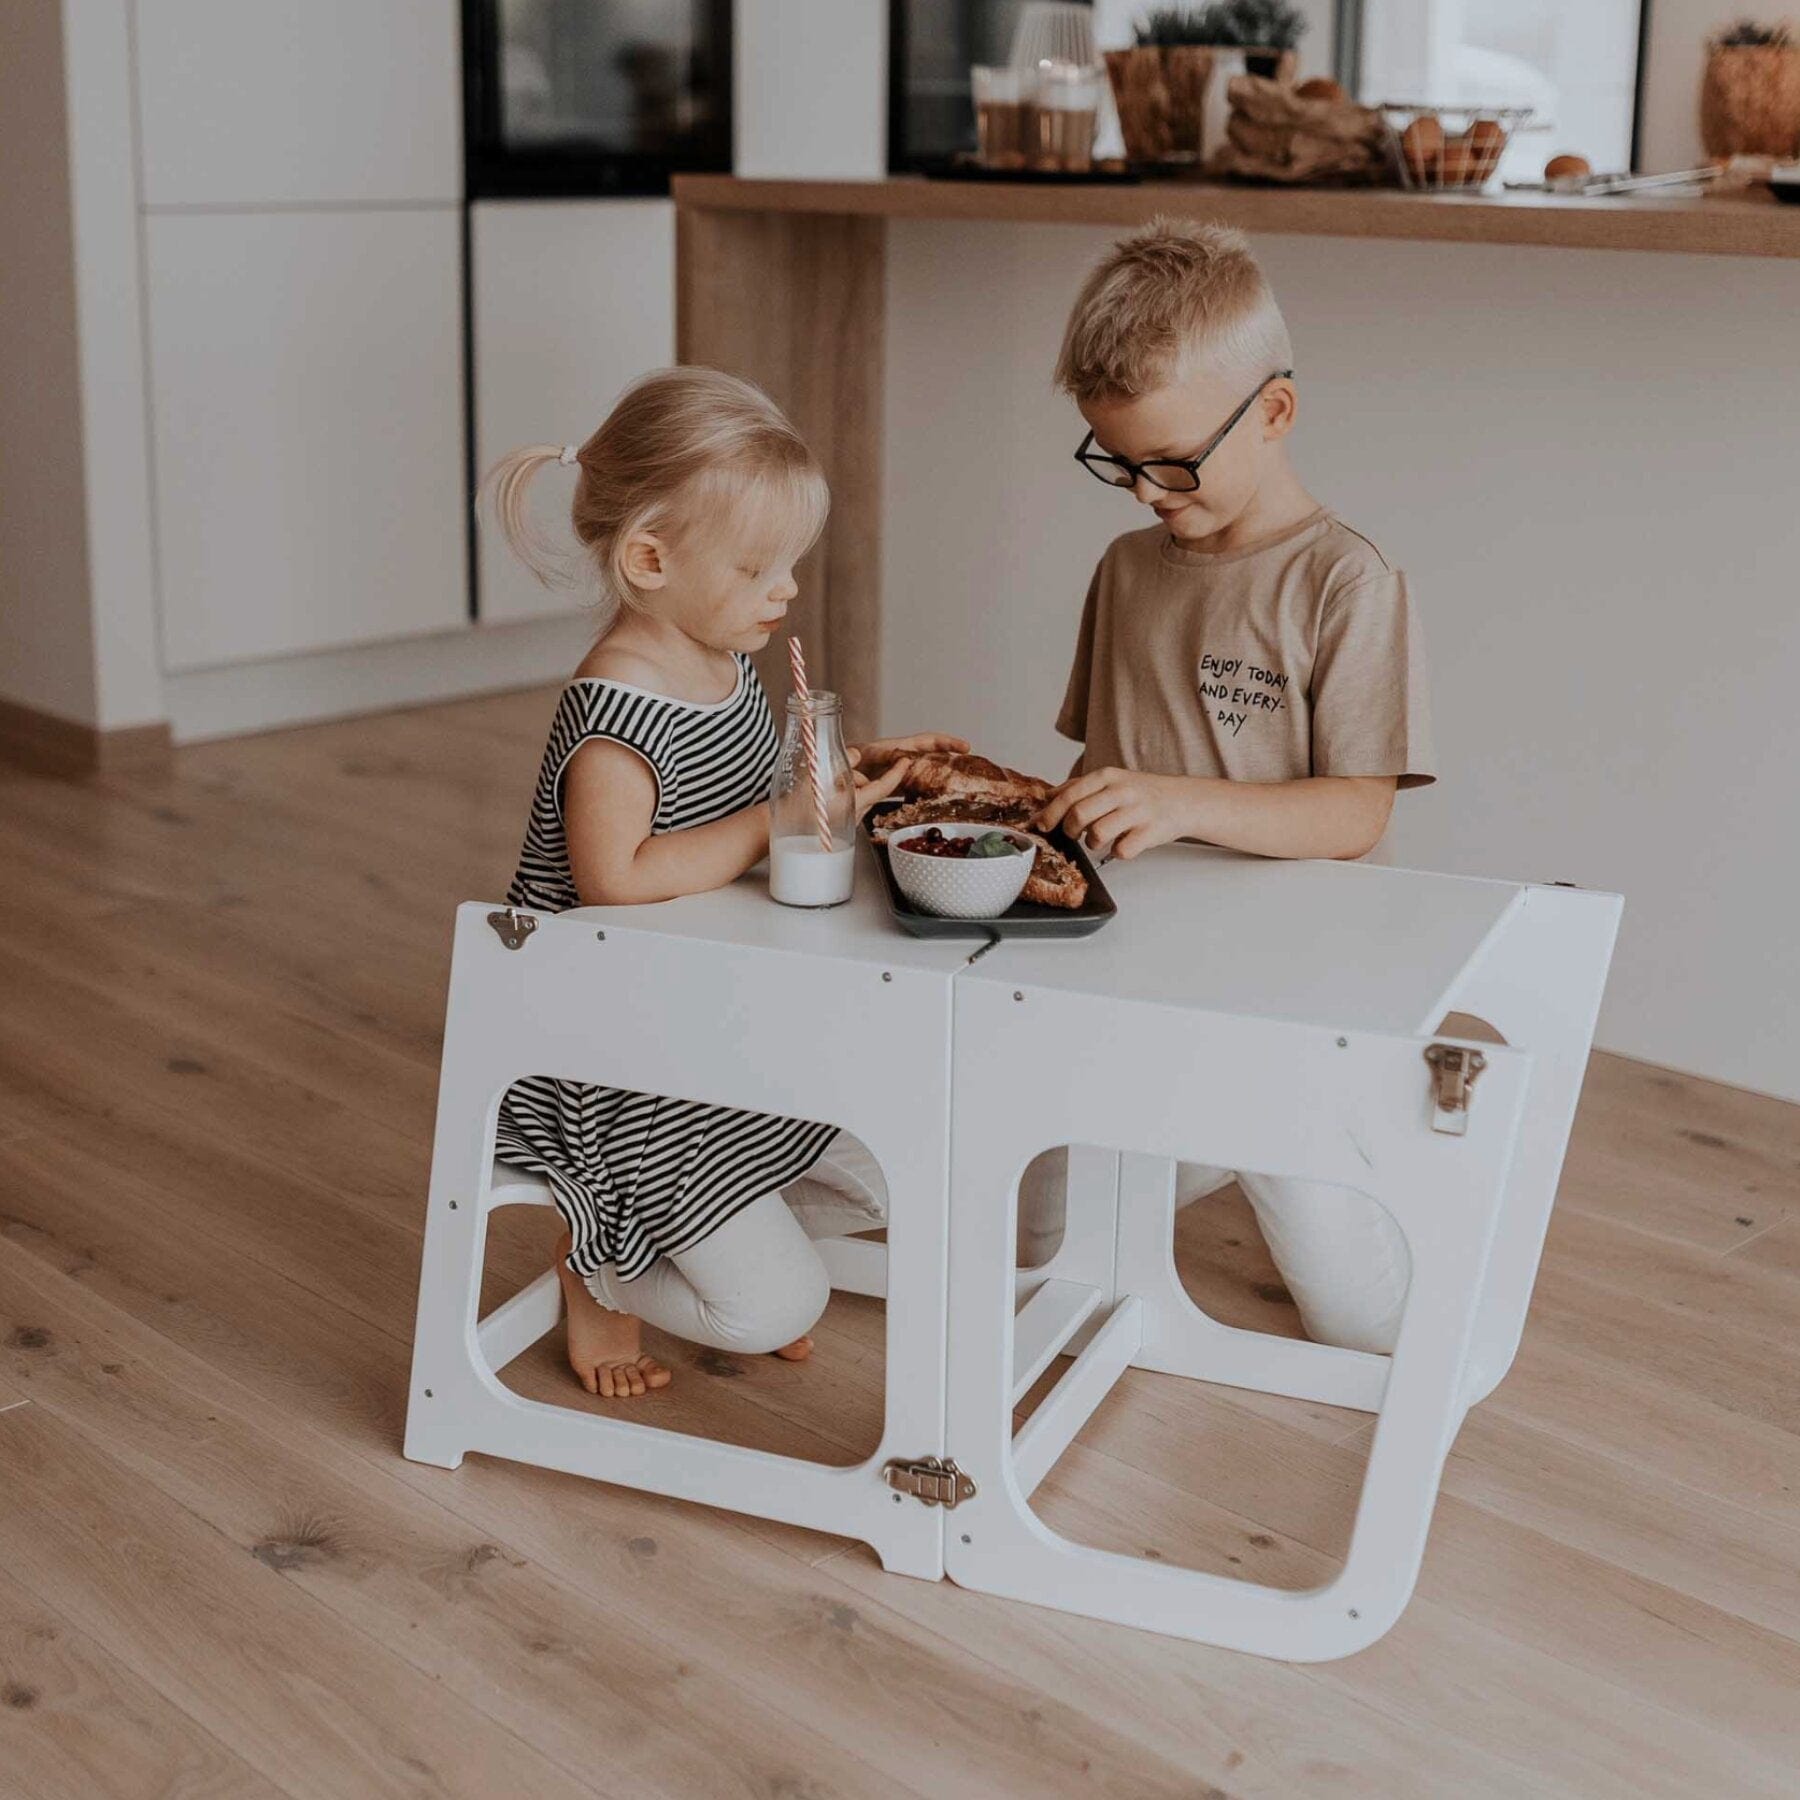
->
[470,200,675,625]
[407,900,959,1578]
[147,208,467,670]
[134,1,461,206]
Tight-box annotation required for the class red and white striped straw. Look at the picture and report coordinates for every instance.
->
[787,635,833,853]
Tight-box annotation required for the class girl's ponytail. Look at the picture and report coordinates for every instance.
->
[480,370,827,616]
[481,442,581,589]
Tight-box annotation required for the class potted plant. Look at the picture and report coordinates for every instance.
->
[1203,0,1307,82]
[1106,3,1307,166]
[1700,20,1800,157]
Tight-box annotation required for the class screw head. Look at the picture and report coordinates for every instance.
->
[1348,1607,1360,1619]
[1013,991,1024,1002]
[449,1200,458,1210]
[595,929,607,941]
[881,971,893,983]
[1336,1036,1348,1048]
[960,1533,971,1544]
[424,1388,434,1398]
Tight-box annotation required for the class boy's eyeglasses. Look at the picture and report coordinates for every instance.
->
[1073,370,1293,493]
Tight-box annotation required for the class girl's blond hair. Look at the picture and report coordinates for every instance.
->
[482,367,828,615]
[1055,218,1293,403]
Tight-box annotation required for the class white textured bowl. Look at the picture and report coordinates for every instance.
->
[886,822,1037,919]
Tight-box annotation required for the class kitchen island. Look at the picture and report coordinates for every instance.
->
[673,172,1800,729]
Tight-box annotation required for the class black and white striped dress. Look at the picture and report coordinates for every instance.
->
[496,653,835,1284]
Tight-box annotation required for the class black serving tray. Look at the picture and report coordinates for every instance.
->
[862,804,1118,940]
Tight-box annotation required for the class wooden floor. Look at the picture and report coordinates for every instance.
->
[2,687,1797,1800]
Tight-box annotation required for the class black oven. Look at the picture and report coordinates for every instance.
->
[463,0,733,198]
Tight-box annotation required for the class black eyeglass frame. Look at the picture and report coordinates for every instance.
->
[1073,369,1295,493]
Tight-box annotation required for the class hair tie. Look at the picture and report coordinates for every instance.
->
[558,444,579,467]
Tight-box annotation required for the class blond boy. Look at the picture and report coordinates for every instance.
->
[1027,220,1435,1353]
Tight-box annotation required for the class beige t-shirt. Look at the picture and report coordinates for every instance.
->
[1057,509,1435,788]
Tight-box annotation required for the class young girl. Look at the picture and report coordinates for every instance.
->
[485,368,965,1400]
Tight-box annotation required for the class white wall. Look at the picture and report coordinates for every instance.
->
[1637,0,1737,173]
[881,220,1800,1100]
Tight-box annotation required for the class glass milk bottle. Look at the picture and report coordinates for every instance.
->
[769,691,856,908]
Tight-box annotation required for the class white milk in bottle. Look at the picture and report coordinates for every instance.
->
[770,836,855,907]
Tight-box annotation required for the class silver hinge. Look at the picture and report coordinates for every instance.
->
[882,1456,976,1508]
[1423,1043,1486,1135]
[486,908,538,951]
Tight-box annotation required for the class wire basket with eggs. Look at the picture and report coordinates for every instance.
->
[1380,104,1539,191]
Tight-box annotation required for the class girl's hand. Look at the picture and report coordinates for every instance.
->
[1036,768,1197,862]
[851,754,913,822]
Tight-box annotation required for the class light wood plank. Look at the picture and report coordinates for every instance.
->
[0,1242,903,1800]
[0,1566,283,1800]
[1727,1214,1800,1282]
[675,173,1800,262]
[1015,1444,1798,1800]
[1438,1407,1800,1640]
[1541,1204,1800,1342]
[1477,1310,1800,1528]
[677,206,885,737]
[1555,1054,1796,1252]
[0,1404,605,1800]
[1045,1369,1800,1766]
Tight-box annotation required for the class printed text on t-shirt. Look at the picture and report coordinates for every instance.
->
[1198,653,1290,737]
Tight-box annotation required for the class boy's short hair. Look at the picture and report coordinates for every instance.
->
[1055,217,1294,404]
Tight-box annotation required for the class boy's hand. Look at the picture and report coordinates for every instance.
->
[1036,768,1194,861]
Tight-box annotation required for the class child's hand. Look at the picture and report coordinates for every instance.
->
[1036,768,1194,861]
[849,732,970,773]
[850,753,914,821]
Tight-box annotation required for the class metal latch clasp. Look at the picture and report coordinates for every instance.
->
[1423,1043,1486,1135]
[486,908,538,951]
[882,1456,976,1508]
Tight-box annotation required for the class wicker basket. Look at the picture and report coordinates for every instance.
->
[1700,43,1800,158]
[1104,45,1213,164]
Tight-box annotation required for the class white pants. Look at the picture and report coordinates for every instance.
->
[583,1131,887,1354]
[1018,1149,1410,1356]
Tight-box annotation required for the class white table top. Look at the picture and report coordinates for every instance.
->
[971,846,1523,1038]
[565,840,973,976]
[570,841,1523,1037]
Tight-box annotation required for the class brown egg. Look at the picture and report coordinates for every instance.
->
[1401,114,1444,183]
[1296,77,1346,102]
[1465,117,1508,178]
[1545,153,1592,180]
[1438,137,1477,187]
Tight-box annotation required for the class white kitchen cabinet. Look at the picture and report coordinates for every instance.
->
[134,1,460,207]
[146,207,467,672]
[470,199,674,626]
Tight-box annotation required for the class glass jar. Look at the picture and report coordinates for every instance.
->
[769,691,856,908]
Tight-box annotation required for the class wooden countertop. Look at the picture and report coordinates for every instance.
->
[674,173,1800,260]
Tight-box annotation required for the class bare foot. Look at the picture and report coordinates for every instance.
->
[770,1335,813,1362]
[553,1230,671,1398]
